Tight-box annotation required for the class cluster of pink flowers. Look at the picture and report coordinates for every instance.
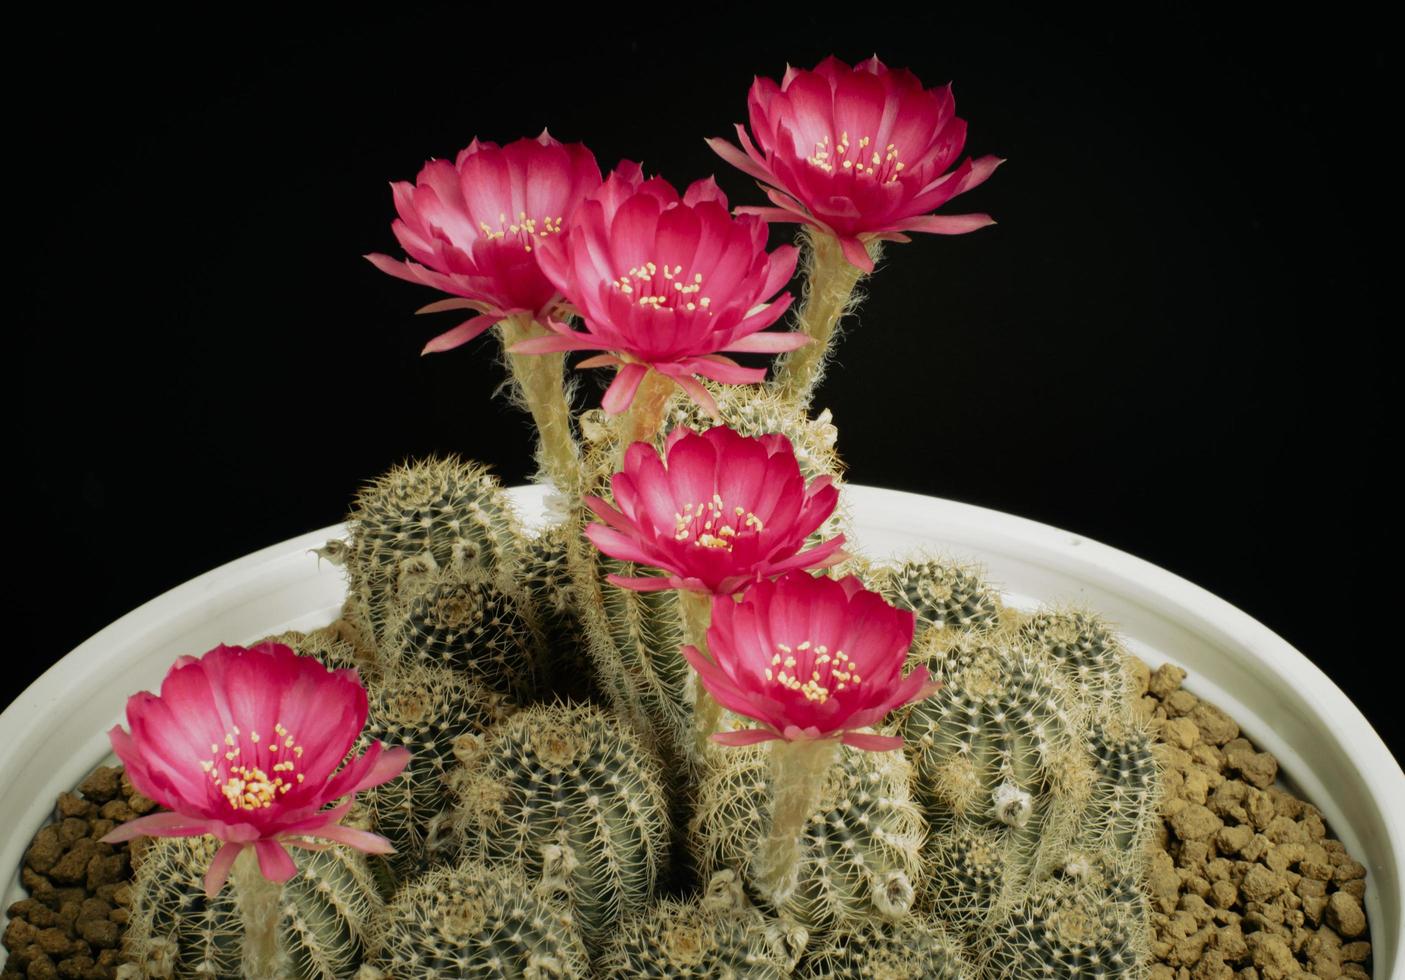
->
[369,55,996,414]
[587,424,938,749]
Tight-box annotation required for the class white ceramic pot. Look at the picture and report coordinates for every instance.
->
[3,485,1401,975]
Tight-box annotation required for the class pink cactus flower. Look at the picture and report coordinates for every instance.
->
[585,426,844,594]
[507,161,804,417]
[707,55,1002,272]
[366,130,602,354]
[100,642,411,896]
[682,572,938,750]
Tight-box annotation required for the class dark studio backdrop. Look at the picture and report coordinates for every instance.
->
[10,6,1392,760]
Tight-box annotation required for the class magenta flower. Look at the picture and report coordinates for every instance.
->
[507,161,804,417]
[366,130,602,353]
[682,572,938,750]
[100,642,411,896]
[585,426,844,594]
[708,55,1002,272]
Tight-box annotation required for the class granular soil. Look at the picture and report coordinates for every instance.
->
[1133,658,1373,979]
[1,767,149,980]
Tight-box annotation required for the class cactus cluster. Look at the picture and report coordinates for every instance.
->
[120,457,1159,979]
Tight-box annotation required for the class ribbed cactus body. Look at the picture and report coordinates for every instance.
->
[978,876,1149,978]
[522,522,597,704]
[796,915,972,979]
[366,860,589,979]
[453,703,670,954]
[1020,609,1133,711]
[690,742,924,935]
[904,637,1088,855]
[384,570,540,700]
[124,836,379,980]
[597,893,796,979]
[920,824,1009,928]
[360,666,514,881]
[1079,720,1160,855]
[573,550,693,764]
[345,458,524,644]
[877,559,1001,635]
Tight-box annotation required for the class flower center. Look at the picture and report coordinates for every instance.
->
[201,722,306,812]
[611,261,713,314]
[763,641,862,704]
[672,493,764,552]
[805,132,905,184]
[477,211,565,253]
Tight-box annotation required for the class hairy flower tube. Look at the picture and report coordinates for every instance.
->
[101,641,411,896]
[682,571,937,750]
[708,55,1002,272]
[584,425,844,595]
[366,130,602,353]
[507,161,804,417]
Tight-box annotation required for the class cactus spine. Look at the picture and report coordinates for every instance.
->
[365,859,589,979]
[876,558,1002,636]
[360,665,514,881]
[597,872,801,979]
[796,914,973,979]
[124,836,380,980]
[343,457,525,646]
[452,703,670,954]
[382,568,540,700]
[690,741,924,936]
[977,875,1150,978]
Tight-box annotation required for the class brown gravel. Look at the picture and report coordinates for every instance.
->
[2,767,146,980]
[1137,660,1374,979]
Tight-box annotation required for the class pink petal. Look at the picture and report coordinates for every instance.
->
[601,363,650,415]
[712,728,784,746]
[508,332,600,354]
[733,205,809,225]
[604,573,679,592]
[575,353,623,369]
[415,297,485,315]
[705,135,774,184]
[254,839,299,882]
[841,731,905,752]
[839,236,875,272]
[203,842,246,898]
[100,811,219,843]
[422,314,500,354]
[894,213,996,235]
[584,524,658,567]
[306,822,397,855]
[720,331,811,354]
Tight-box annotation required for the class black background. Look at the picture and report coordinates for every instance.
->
[10,7,1392,760]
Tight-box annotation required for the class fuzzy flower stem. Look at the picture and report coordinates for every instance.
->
[757,738,842,906]
[498,314,580,491]
[616,369,675,467]
[679,590,721,757]
[232,847,285,980]
[772,228,880,408]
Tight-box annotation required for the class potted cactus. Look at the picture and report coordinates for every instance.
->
[3,53,1401,980]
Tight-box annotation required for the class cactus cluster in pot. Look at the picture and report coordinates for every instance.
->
[93,52,1165,979]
